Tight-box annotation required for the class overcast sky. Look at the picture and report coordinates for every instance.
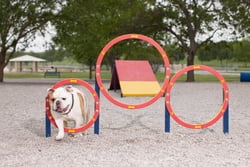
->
[24,36,50,52]
[24,25,55,52]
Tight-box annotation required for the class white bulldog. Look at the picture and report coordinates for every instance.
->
[47,85,89,140]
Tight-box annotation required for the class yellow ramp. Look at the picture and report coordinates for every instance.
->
[120,81,161,96]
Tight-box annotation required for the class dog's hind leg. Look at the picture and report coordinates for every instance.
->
[77,92,89,135]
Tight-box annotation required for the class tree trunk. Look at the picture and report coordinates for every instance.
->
[186,53,195,82]
[0,65,4,82]
[0,51,5,82]
[89,63,93,80]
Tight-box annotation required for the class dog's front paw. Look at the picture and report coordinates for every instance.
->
[55,134,64,141]
[68,133,75,137]
[83,131,88,136]
[74,133,83,137]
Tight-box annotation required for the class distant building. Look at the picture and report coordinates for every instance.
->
[9,55,46,72]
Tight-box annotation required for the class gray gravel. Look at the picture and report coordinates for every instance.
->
[1,79,250,167]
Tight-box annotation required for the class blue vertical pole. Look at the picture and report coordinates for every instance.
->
[223,88,229,134]
[223,105,229,133]
[94,79,100,134]
[45,97,51,137]
[165,104,170,132]
[45,114,51,137]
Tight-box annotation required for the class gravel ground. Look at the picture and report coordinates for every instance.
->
[0,78,250,167]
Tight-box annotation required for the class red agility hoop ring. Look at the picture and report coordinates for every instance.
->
[45,78,100,133]
[95,34,170,109]
[165,65,229,129]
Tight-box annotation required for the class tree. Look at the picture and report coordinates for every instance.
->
[148,0,235,81]
[53,0,152,79]
[219,0,250,37]
[54,0,108,79]
[197,45,217,62]
[165,45,185,64]
[215,42,233,66]
[0,0,61,82]
[53,0,249,81]
[198,41,232,65]
[231,40,250,66]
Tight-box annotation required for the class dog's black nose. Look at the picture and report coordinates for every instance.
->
[56,101,60,106]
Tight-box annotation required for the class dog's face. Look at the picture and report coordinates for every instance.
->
[48,86,74,114]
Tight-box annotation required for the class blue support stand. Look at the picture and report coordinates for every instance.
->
[165,105,170,132]
[164,88,229,133]
[223,87,229,134]
[45,109,51,137]
[223,105,229,134]
[94,79,100,134]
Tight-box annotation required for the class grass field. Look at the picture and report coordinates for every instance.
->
[5,55,246,82]
[4,71,240,82]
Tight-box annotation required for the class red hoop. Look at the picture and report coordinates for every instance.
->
[45,78,100,133]
[165,65,229,129]
[95,34,170,109]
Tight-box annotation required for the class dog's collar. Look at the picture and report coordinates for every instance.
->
[62,94,74,115]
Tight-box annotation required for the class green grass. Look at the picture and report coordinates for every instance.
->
[170,74,239,82]
[155,73,239,82]
[5,72,86,79]
[179,56,250,69]
[4,71,240,82]
[4,72,45,78]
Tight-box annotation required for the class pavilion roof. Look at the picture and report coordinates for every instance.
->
[10,55,46,62]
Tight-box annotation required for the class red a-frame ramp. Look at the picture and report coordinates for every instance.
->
[109,60,161,96]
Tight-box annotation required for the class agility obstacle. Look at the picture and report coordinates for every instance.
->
[45,78,100,137]
[96,34,171,109]
[240,72,250,82]
[45,34,230,137]
[165,65,229,133]
[109,60,161,97]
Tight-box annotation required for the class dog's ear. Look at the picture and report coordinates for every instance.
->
[65,85,73,92]
[47,88,55,99]
[47,88,55,94]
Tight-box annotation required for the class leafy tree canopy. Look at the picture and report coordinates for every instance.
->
[0,0,63,82]
[54,0,250,81]
[53,0,160,79]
